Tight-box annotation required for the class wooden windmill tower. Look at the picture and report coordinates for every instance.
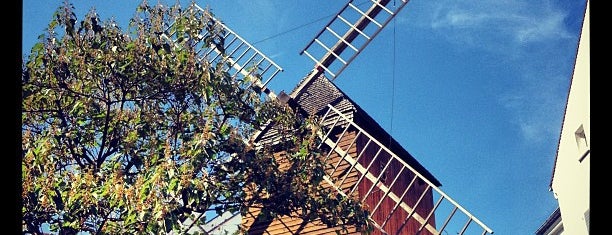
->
[165,1,494,234]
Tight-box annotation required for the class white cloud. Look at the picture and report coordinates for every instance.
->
[412,0,575,51]
[405,0,578,144]
[514,10,570,43]
[498,72,568,144]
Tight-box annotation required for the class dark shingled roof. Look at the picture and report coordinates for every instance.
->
[288,72,441,186]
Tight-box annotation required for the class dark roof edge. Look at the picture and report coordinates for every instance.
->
[351,100,442,187]
[550,1,589,189]
[535,207,561,235]
[300,74,442,187]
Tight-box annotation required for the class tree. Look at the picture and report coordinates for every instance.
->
[21,1,372,234]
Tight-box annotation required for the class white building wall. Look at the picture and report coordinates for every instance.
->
[550,1,590,235]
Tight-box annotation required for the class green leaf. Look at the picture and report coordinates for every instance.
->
[126,212,136,225]
[140,181,151,201]
[94,112,106,119]
[20,2,372,233]
[70,101,83,114]
[126,129,138,142]
[169,178,179,191]
[126,42,135,50]
[31,42,44,55]
[220,124,229,136]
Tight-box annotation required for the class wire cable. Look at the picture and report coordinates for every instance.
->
[389,0,397,148]
[251,0,373,46]
[251,14,331,46]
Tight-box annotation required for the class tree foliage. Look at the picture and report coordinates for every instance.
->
[21,1,372,234]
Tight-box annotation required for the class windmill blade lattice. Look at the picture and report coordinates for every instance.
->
[160,4,285,233]
[316,104,494,235]
[158,2,494,234]
[163,4,284,100]
[300,0,409,81]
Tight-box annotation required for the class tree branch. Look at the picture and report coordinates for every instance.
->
[96,101,112,169]
[95,209,111,235]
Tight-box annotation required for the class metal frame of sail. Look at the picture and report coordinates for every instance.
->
[160,4,285,233]
[317,104,494,235]
[300,0,409,80]
[162,4,284,100]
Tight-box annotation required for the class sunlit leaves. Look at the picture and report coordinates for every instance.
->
[22,1,371,234]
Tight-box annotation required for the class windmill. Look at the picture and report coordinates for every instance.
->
[164,1,494,234]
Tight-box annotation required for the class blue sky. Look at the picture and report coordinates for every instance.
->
[22,0,588,234]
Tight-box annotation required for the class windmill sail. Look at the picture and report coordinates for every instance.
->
[161,4,285,234]
[294,0,494,234]
[317,103,493,235]
[273,72,493,234]
[300,0,410,80]
[161,1,493,234]
[163,4,283,100]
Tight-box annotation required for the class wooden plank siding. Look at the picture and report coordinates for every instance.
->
[354,133,436,235]
[242,127,436,234]
[242,131,362,235]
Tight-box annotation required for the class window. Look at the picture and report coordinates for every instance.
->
[584,208,590,233]
[575,125,589,162]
